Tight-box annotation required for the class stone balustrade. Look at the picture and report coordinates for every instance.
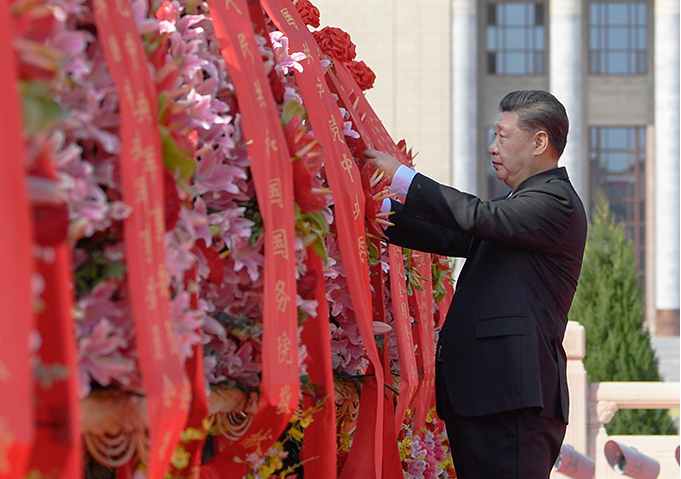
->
[552,322,680,479]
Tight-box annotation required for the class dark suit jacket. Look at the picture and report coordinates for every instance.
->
[385,167,587,422]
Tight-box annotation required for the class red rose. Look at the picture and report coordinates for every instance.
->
[347,60,376,91]
[296,269,319,300]
[195,239,225,285]
[312,26,356,63]
[294,0,320,28]
[32,203,69,246]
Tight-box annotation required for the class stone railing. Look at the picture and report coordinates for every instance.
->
[552,322,680,479]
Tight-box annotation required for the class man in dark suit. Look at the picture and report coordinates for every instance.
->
[364,90,587,478]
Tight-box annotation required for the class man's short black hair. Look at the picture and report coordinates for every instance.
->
[499,90,569,158]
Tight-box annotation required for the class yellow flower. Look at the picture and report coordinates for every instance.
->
[397,438,413,461]
[289,425,304,442]
[170,446,190,470]
[338,430,352,452]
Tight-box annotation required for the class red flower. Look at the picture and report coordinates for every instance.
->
[361,162,389,239]
[194,239,224,285]
[294,0,320,28]
[155,0,177,23]
[296,269,319,300]
[32,203,69,246]
[397,138,416,167]
[283,108,328,212]
[347,60,376,91]
[13,6,57,81]
[312,27,356,63]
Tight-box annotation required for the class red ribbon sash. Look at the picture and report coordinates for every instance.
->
[334,62,439,430]
[388,246,419,431]
[0,1,35,475]
[371,247,404,478]
[409,252,436,430]
[29,243,82,479]
[332,60,420,432]
[259,2,385,478]
[434,255,454,330]
[203,0,299,475]
[300,251,337,479]
[172,270,208,479]
[92,3,190,478]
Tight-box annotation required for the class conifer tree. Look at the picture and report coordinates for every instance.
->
[568,193,677,435]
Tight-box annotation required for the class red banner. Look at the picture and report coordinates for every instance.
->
[332,60,421,432]
[301,251,337,479]
[380,337,404,479]
[0,1,35,475]
[173,270,208,479]
[29,242,82,479]
[203,0,299,475]
[371,246,404,479]
[320,64,385,479]
[92,3,190,478]
[434,255,454,330]
[259,1,385,477]
[388,245,418,431]
[409,252,435,430]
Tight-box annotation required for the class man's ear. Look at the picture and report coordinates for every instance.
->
[533,131,550,155]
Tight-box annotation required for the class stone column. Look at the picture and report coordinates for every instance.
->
[654,0,680,336]
[451,0,477,194]
[549,0,586,204]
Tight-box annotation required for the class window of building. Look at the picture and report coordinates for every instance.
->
[589,127,646,281]
[589,2,648,75]
[486,2,546,75]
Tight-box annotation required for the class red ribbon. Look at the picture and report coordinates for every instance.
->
[321,67,387,479]
[371,244,404,478]
[0,1,35,475]
[170,270,208,479]
[300,251,337,479]
[388,246,419,431]
[332,60,421,433]
[203,0,299,475]
[409,252,436,430]
[380,333,404,479]
[92,3,189,478]
[29,242,82,479]
[434,255,454,330]
[259,2,385,477]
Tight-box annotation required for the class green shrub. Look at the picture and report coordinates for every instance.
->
[568,193,677,435]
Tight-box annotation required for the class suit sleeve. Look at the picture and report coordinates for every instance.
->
[385,200,473,257]
[403,173,579,254]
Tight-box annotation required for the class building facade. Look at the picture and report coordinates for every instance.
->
[313,0,679,336]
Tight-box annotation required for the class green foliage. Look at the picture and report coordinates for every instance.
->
[160,124,197,180]
[568,193,677,435]
[21,80,66,135]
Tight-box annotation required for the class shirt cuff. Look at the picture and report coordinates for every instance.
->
[390,165,417,200]
[380,198,392,214]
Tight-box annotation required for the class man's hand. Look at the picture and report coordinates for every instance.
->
[363,149,402,182]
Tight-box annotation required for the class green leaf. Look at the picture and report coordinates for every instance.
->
[20,81,65,135]
[281,100,307,125]
[159,126,196,180]
[309,232,328,264]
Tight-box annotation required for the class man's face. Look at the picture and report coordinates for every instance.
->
[488,111,539,191]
